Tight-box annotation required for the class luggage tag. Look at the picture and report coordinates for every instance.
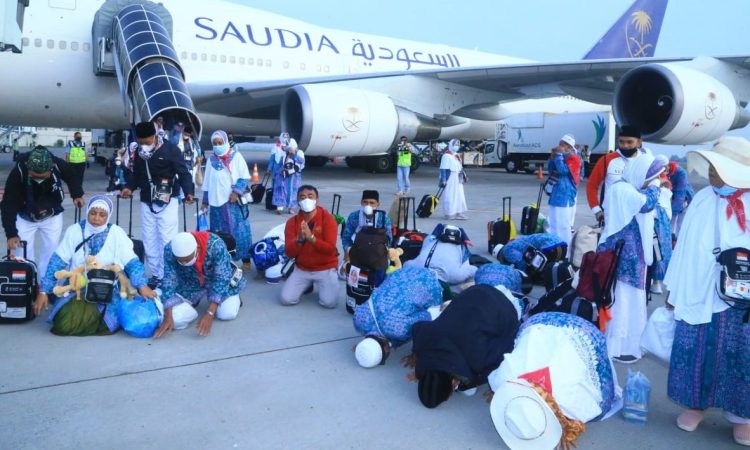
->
[348,265,361,288]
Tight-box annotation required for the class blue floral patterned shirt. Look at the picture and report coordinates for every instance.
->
[547,153,578,207]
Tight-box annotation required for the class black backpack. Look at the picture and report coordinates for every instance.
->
[349,210,389,271]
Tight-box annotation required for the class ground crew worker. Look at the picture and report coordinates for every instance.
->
[396,136,419,195]
[66,131,87,182]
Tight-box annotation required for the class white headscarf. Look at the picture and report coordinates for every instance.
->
[83,195,113,236]
[601,154,658,265]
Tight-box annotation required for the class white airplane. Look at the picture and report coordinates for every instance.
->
[0,0,748,170]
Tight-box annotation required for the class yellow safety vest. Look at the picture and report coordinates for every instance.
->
[69,142,86,164]
[397,146,412,167]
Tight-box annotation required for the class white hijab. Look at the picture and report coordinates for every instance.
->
[600,154,657,265]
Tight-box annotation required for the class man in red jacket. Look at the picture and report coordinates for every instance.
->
[281,185,341,308]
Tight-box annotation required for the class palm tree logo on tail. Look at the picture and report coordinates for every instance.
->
[592,115,606,150]
[626,10,653,57]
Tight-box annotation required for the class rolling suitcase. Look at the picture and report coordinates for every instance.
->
[416,187,443,218]
[345,264,375,314]
[0,241,38,323]
[331,193,345,238]
[487,196,513,253]
[116,196,145,262]
[265,183,275,211]
[392,196,418,245]
[251,172,270,204]
[521,183,544,235]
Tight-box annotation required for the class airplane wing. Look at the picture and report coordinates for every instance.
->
[189,56,697,119]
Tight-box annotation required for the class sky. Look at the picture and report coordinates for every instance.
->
[227,0,750,155]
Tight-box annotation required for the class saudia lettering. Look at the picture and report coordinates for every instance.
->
[195,17,339,54]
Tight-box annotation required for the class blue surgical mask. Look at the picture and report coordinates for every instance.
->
[213,144,229,156]
[712,185,738,196]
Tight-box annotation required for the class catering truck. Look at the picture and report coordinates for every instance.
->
[473,111,616,173]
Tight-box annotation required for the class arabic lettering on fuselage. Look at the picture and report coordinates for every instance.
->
[194,18,461,70]
[350,39,461,69]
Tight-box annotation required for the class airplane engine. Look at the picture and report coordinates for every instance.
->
[613,63,749,144]
[280,84,440,156]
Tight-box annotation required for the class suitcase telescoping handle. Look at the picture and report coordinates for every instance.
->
[74,205,81,223]
[436,186,444,199]
[536,184,544,208]
[116,195,136,237]
[261,171,271,188]
[332,193,342,216]
[6,240,28,259]
[502,196,511,219]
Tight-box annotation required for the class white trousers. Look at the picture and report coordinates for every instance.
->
[606,282,648,358]
[15,214,64,279]
[140,198,179,279]
[548,205,575,253]
[156,294,241,330]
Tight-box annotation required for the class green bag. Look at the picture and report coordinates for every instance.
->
[51,297,108,336]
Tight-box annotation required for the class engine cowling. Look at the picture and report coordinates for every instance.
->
[280,84,440,156]
[613,63,749,144]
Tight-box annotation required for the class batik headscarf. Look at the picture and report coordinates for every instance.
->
[84,194,113,235]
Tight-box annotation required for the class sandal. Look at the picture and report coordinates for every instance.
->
[676,409,705,432]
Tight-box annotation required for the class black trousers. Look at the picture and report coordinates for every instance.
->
[70,163,86,184]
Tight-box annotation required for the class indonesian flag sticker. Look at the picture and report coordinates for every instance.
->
[11,271,26,281]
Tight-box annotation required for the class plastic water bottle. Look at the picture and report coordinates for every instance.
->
[622,369,651,424]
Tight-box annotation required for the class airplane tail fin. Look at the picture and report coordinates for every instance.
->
[583,0,667,59]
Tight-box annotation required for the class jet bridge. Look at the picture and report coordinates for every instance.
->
[93,1,201,137]
[0,0,29,53]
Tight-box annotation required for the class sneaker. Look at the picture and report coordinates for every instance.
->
[651,280,663,294]
[147,277,161,289]
[613,355,641,364]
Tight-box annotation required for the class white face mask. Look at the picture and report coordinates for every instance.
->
[299,198,317,213]
[362,205,374,216]
[178,252,197,267]
[213,144,229,156]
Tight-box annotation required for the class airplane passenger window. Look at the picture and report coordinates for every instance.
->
[47,39,54,49]
[229,56,235,64]
[247,58,254,66]
[180,51,187,59]
[283,61,289,69]
[300,63,306,70]
[257,59,263,67]
[22,38,29,47]
[83,43,90,51]
[324,65,330,73]
[71,41,78,51]
[34,38,41,47]
[316,64,321,72]
[220,55,226,63]
[239,57,245,64]
[265,59,271,67]
[59,41,66,50]
[211,54,217,62]
[191,52,197,60]
[201,53,207,61]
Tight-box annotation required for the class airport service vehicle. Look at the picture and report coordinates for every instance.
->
[0,0,748,171]
[471,112,616,173]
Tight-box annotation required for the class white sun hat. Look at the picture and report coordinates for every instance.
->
[688,136,750,189]
[490,379,562,450]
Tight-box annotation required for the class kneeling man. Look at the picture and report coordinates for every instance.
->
[155,232,244,337]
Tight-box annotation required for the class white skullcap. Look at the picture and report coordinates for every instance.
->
[171,232,197,257]
[492,243,505,258]
[355,337,383,368]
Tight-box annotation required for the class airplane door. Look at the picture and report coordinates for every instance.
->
[49,0,76,10]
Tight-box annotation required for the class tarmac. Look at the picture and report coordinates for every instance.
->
[0,150,737,450]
